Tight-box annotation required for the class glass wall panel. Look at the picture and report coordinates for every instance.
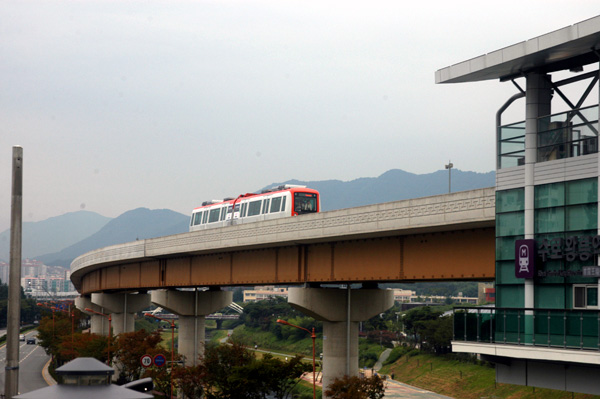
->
[497,212,524,237]
[497,284,524,308]
[538,106,599,160]
[498,122,526,169]
[496,260,522,284]
[566,205,597,231]
[566,179,598,205]
[535,183,565,208]
[535,208,565,233]
[496,236,523,260]
[497,189,525,213]
[534,285,565,309]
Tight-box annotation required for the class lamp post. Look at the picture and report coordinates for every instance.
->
[277,319,316,399]
[144,313,176,399]
[445,160,453,193]
[84,308,112,365]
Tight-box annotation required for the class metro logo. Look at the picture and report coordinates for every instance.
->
[515,239,535,278]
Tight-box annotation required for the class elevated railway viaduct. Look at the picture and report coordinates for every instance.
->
[71,187,495,389]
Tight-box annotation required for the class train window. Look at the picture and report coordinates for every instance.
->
[281,196,287,212]
[220,207,227,221]
[294,192,318,214]
[262,199,270,214]
[248,200,262,216]
[209,208,220,223]
[241,203,247,217]
[202,211,209,224]
[193,212,202,226]
[270,197,282,213]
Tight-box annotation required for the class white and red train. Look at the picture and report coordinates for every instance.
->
[189,185,320,232]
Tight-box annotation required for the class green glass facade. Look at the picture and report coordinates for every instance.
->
[495,178,598,310]
[495,188,525,308]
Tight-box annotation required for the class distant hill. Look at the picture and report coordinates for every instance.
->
[0,211,110,262]
[37,208,189,267]
[264,169,495,211]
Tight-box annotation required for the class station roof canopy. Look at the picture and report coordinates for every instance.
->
[436,15,600,84]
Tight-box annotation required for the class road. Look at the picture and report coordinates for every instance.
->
[0,330,51,396]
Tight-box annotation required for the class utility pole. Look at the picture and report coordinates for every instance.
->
[6,146,23,399]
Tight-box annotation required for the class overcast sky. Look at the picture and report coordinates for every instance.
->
[1,1,599,231]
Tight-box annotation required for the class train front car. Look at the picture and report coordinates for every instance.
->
[290,188,319,216]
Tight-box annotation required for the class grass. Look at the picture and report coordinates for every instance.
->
[231,325,322,357]
[380,351,600,399]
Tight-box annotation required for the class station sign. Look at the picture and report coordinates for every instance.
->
[515,239,535,278]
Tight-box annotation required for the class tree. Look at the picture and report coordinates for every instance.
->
[144,362,177,398]
[199,341,259,399]
[251,354,310,399]
[415,315,453,354]
[325,375,385,399]
[176,342,310,399]
[173,363,207,399]
[114,329,164,382]
[403,306,442,348]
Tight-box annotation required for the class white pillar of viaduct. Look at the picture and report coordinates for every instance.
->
[288,287,394,395]
[75,295,109,335]
[151,289,233,366]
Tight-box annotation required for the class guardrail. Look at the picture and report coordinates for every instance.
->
[453,307,600,350]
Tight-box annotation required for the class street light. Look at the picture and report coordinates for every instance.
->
[144,313,176,399]
[445,160,453,193]
[84,308,112,366]
[276,319,316,399]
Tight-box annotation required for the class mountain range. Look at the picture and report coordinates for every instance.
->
[0,168,495,267]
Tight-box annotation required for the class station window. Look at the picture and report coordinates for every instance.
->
[573,285,599,309]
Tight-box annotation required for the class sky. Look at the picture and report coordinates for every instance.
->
[1,0,599,231]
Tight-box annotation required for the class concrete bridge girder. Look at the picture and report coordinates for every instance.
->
[90,292,151,335]
[288,287,394,395]
[75,295,109,336]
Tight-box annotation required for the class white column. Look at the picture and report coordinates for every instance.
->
[287,287,394,396]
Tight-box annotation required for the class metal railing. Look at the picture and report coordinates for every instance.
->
[453,307,600,351]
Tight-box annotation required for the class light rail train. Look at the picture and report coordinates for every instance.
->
[189,185,320,232]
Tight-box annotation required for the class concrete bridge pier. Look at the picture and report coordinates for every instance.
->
[288,287,394,395]
[75,295,109,335]
[151,289,233,366]
[90,292,151,335]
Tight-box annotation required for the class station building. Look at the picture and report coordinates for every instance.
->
[437,16,600,394]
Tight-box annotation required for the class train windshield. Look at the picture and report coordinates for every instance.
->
[294,192,318,215]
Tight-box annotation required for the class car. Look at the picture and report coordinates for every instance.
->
[19,334,25,341]
[26,338,35,345]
